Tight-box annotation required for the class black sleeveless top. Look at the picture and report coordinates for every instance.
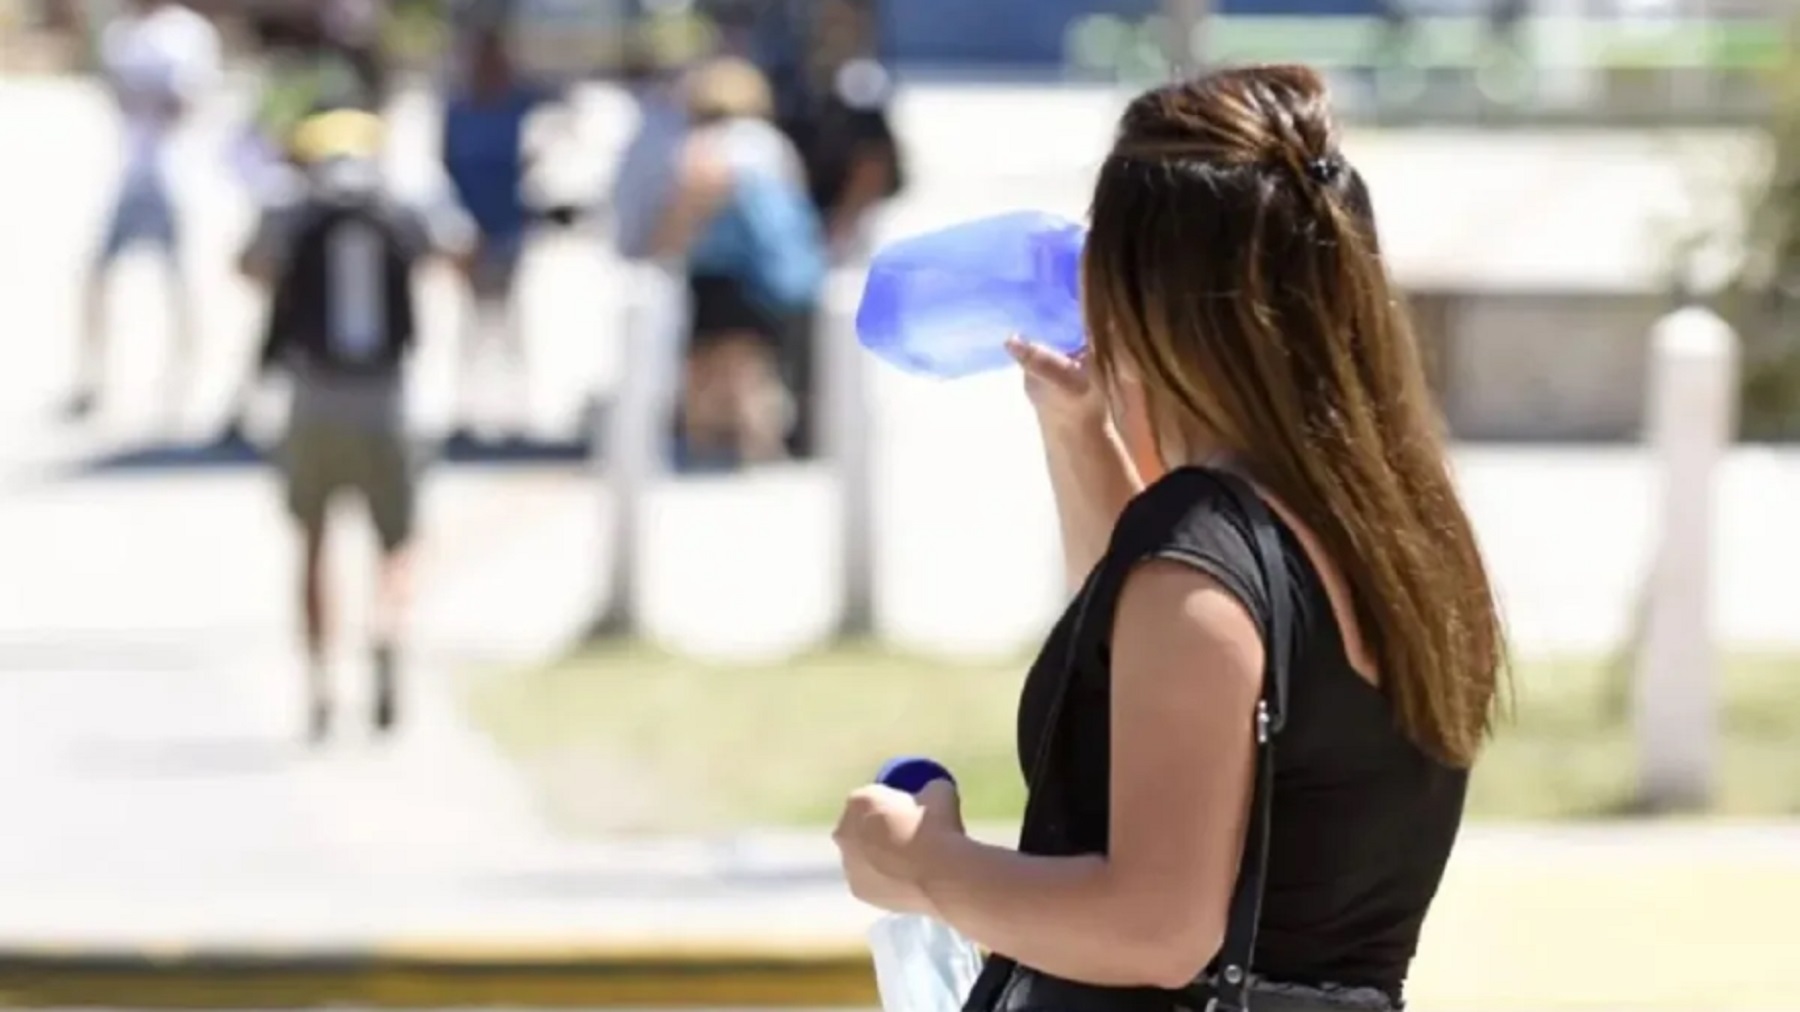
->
[1009,467,1467,1003]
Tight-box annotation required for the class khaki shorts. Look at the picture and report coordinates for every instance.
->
[281,419,417,552]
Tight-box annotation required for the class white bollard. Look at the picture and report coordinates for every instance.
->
[819,267,875,635]
[593,261,682,636]
[1634,305,1738,810]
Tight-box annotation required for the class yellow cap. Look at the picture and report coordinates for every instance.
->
[288,108,385,164]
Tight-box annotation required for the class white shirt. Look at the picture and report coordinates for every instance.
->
[711,117,808,187]
[100,3,221,183]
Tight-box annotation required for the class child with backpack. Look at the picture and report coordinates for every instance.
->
[238,108,476,744]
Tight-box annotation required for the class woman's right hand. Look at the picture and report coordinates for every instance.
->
[1005,335,1109,436]
[1009,335,1165,488]
[1009,338,1154,589]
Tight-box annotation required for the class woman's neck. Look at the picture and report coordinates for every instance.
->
[1165,438,1237,475]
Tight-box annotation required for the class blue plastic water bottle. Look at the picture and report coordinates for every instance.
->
[856,211,1087,378]
[866,758,983,1012]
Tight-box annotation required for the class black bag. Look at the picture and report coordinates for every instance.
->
[965,469,1296,1012]
[266,195,419,378]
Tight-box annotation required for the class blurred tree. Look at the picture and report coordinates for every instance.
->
[383,0,450,69]
[1474,0,1532,110]
[1369,0,1425,113]
[1717,14,1800,440]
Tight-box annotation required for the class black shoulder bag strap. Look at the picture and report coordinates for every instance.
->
[1190,472,1294,1012]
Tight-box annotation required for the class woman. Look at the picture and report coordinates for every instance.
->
[832,65,1505,1012]
[651,57,828,467]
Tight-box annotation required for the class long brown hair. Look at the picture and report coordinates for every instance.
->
[1084,65,1504,766]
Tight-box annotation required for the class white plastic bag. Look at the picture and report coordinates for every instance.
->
[869,913,985,1012]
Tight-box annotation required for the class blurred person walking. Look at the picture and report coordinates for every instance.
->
[650,57,827,468]
[775,0,903,261]
[609,15,709,262]
[440,24,560,441]
[833,66,1504,1012]
[72,0,220,420]
[237,108,475,744]
[603,21,699,469]
[764,0,904,458]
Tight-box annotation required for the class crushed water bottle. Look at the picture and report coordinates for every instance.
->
[867,757,985,1012]
[856,211,1087,378]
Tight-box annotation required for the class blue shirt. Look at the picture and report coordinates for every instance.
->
[685,119,826,310]
[609,85,688,261]
[442,84,551,241]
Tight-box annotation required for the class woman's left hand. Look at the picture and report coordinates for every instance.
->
[832,780,965,913]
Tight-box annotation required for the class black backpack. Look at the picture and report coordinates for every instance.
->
[266,194,420,377]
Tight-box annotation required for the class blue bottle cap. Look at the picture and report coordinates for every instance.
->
[875,757,955,795]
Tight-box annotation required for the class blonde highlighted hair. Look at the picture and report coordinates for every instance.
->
[683,56,774,122]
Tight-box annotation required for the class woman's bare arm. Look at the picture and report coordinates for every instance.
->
[647,134,732,259]
[825,144,892,247]
[914,562,1263,985]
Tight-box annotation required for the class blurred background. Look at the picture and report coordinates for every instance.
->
[0,0,1797,1009]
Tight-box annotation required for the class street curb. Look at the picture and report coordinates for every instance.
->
[0,944,879,1008]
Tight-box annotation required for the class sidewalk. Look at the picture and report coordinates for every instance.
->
[2,817,1798,1009]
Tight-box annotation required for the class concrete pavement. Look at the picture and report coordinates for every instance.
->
[2,817,1799,1009]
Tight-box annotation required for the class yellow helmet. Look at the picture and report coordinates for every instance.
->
[288,108,385,165]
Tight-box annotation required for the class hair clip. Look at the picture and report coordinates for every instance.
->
[1305,157,1344,185]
